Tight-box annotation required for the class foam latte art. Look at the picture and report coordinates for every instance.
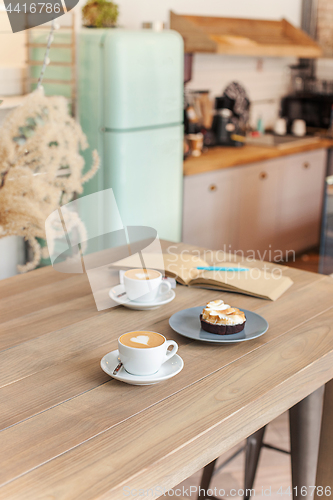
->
[124,269,160,281]
[135,273,152,280]
[119,331,165,349]
[130,335,150,346]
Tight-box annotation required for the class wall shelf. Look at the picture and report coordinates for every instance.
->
[170,11,323,58]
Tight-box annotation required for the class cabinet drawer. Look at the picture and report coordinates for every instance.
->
[183,168,240,251]
[277,149,327,253]
[182,148,328,258]
[237,160,281,257]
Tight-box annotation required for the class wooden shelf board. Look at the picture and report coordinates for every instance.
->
[170,12,323,58]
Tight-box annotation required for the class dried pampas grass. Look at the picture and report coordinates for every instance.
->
[0,88,99,272]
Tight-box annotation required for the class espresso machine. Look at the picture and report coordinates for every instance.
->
[213,82,250,147]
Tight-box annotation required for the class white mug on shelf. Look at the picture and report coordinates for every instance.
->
[291,119,306,137]
[274,118,287,136]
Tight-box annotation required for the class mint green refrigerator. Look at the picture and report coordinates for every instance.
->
[78,29,184,242]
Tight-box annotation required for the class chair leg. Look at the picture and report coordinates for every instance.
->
[197,458,218,499]
[289,386,325,500]
[315,379,333,496]
[244,426,266,500]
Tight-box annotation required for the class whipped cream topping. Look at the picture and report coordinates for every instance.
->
[204,299,231,314]
[202,299,246,326]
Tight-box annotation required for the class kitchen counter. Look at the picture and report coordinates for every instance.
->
[184,137,333,176]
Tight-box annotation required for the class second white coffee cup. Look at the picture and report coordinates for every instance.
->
[291,119,306,137]
[124,268,171,303]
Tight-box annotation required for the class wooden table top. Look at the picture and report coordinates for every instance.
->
[1,242,333,499]
[184,138,333,176]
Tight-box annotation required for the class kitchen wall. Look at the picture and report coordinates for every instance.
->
[316,58,333,81]
[0,2,25,66]
[76,0,303,129]
[311,0,333,90]
[1,0,302,65]
[317,0,333,57]
[0,1,26,98]
[109,0,302,27]
[0,0,307,128]
[186,54,296,129]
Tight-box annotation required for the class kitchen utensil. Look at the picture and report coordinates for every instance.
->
[274,118,287,136]
[187,133,204,157]
[113,362,123,375]
[291,119,306,137]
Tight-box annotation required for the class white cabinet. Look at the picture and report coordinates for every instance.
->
[277,149,327,254]
[182,167,240,251]
[183,149,327,257]
[237,159,281,258]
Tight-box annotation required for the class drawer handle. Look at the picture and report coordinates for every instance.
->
[259,172,268,180]
[303,162,310,169]
[209,184,217,192]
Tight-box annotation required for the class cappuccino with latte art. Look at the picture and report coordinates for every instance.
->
[119,331,165,349]
[118,331,178,376]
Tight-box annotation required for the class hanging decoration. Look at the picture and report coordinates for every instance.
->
[0,23,99,272]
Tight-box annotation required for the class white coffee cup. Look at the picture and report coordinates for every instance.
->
[123,268,171,303]
[291,119,306,137]
[274,117,287,136]
[118,331,178,376]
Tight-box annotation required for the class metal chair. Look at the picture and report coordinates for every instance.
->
[197,425,289,500]
[197,388,324,500]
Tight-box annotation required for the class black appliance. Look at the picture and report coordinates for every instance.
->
[281,93,333,130]
[213,96,245,147]
[213,83,250,147]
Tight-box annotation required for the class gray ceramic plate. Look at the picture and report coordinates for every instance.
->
[169,306,268,344]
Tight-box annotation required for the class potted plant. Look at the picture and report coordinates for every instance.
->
[82,0,119,28]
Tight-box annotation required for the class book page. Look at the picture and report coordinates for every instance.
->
[191,268,293,301]
[111,252,208,284]
[111,251,293,300]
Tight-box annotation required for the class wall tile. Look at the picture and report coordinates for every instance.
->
[186,54,297,128]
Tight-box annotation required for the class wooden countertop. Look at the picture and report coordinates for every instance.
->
[184,138,333,176]
[1,241,333,498]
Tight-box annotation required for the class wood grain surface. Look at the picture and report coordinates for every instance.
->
[0,242,332,499]
[183,140,333,176]
[170,12,322,57]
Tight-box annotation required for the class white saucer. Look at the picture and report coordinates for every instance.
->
[101,349,184,385]
[109,284,176,310]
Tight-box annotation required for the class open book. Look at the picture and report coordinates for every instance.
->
[112,252,293,301]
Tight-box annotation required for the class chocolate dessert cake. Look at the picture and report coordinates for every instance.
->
[200,299,246,335]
